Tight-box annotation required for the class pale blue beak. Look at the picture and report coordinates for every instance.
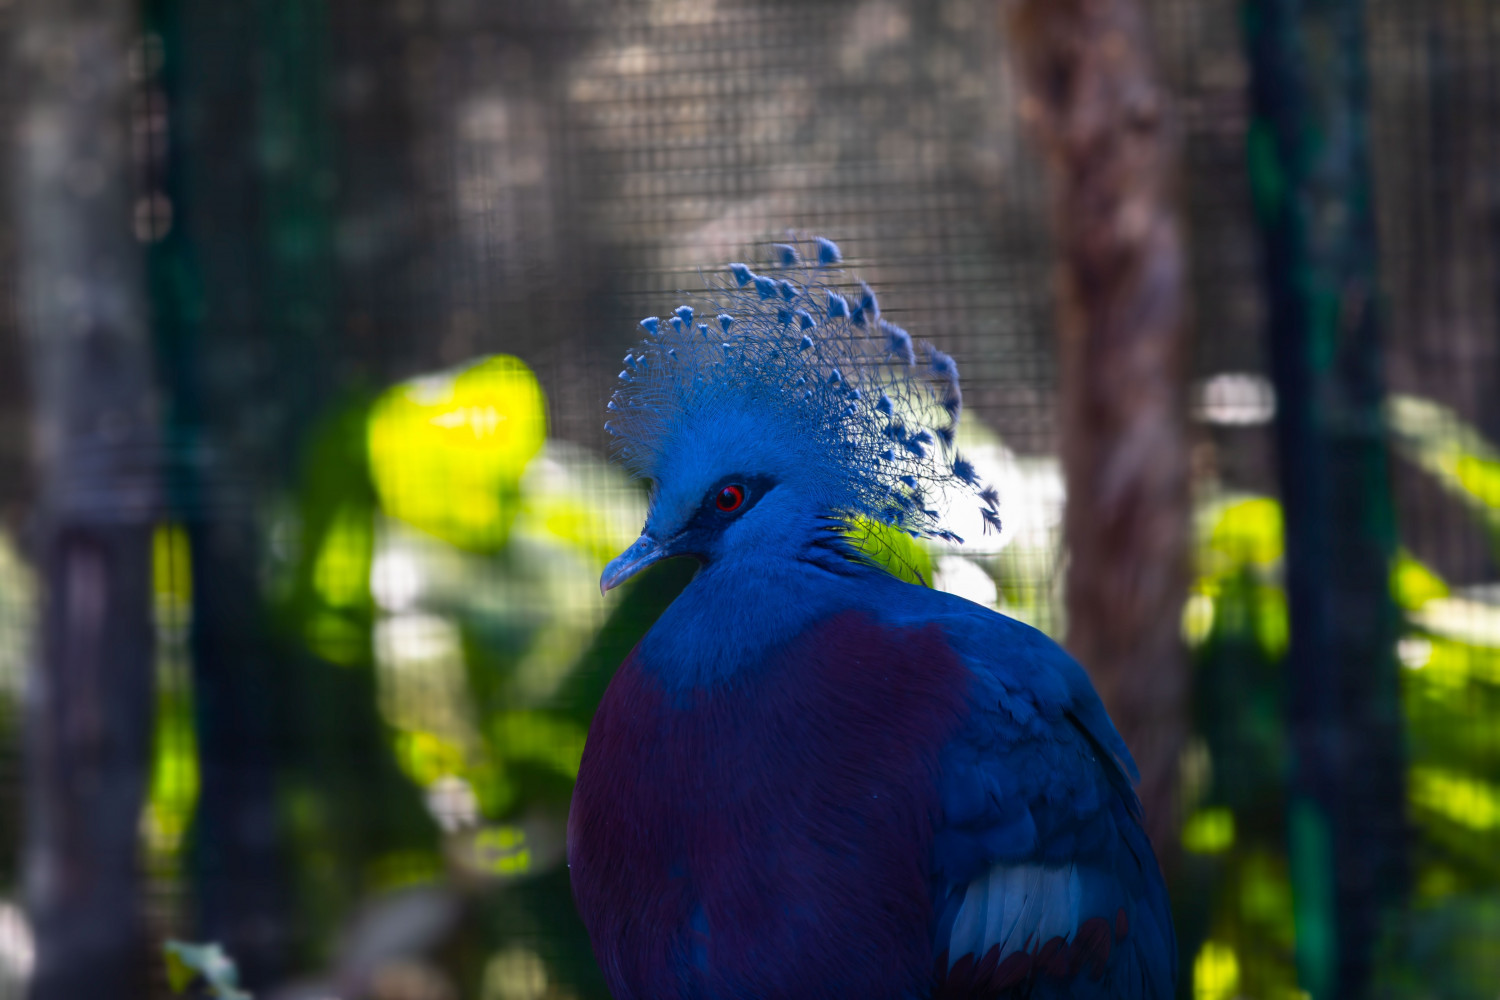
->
[600,534,667,594]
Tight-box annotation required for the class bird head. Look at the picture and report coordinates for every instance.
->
[600,237,1000,593]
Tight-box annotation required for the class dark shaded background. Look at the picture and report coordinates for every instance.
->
[0,0,1498,998]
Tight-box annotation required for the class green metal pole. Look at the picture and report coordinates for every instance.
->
[142,0,300,985]
[146,0,440,985]
[1242,0,1408,995]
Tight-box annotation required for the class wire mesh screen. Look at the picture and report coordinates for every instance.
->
[0,0,1498,997]
[1368,1,1500,993]
[431,3,1059,445]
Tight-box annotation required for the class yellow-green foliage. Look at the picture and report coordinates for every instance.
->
[1188,396,1500,998]
[368,355,547,552]
[1190,496,1288,658]
[164,941,250,999]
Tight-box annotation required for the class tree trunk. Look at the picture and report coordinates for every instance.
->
[1243,0,1407,995]
[14,1,158,997]
[1006,0,1192,857]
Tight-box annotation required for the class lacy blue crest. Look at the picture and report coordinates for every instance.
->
[606,238,999,542]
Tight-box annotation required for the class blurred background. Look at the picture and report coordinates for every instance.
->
[0,0,1497,997]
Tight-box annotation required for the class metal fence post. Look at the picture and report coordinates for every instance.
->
[1242,0,1408,995]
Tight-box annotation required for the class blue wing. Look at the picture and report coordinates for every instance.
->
[919,597,1177,999]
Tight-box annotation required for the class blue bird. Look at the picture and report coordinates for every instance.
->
[570,239,1176,999]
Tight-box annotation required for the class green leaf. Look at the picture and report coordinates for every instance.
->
[1389,395,1500,544]
[1392,552,1449,611]
[163,946,196,994]
[162,940,252,999]
[368,355,547,552]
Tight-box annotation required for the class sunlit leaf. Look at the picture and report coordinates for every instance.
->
[146,682,199,857]
[1237,851,1296,950]
[305,610,367,665]
[1389,395,1500,540]
[1183,807,1236,854]
[1410,767,1500,831]
[1252,585,1289,660]
[1192,940,1240,1000]
[146,523,199,861]
[1202,496,1284,572]
[1392,552,1450,610]
[152,523,193,624]
[1182,592,1215,647]
[393,729,469,788]
[369,355,547,552]
[474,824,532,877]
[313,507,373,609]
[489,711,588,780]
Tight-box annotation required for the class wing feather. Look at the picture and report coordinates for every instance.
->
[948,879,989,962]
[918,596,1176,999]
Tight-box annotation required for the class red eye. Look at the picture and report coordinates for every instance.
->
[715,484,746,512]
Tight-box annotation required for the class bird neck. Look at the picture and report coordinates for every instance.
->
[636,547,876,691]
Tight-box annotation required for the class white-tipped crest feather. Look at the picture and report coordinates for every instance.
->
[606,237,999,543]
